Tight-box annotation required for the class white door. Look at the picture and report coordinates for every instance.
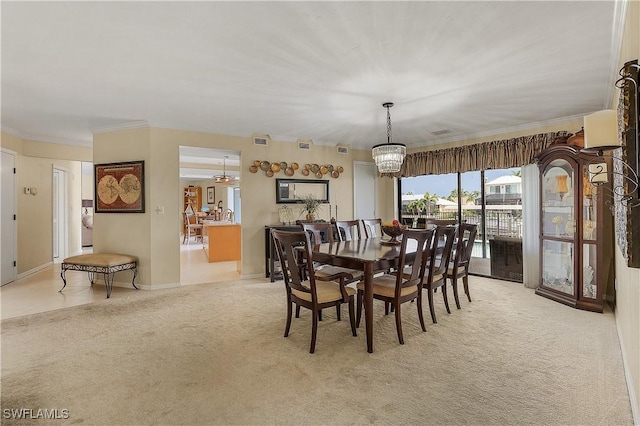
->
[52,167,68,263]
[1,149,17,285]
[353,161,377,219]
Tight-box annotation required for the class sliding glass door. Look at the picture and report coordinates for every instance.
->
[399,167,522,281]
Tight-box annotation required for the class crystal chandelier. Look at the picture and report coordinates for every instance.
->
[372,102,406,173]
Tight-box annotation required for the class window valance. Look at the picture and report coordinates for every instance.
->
[383,131,570,177]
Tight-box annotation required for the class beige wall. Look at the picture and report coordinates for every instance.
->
[613,0,640,419]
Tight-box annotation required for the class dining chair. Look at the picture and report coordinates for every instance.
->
[301,222,364,289]
[182,212,203,244]
[422,225,457,324]
[335,220,362,241]
[271,229,357,353]
[447,223,478,308]
[361,218,382,238]
[355,228,435,344]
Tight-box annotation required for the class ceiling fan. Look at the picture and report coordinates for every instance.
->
[214,156,238,184]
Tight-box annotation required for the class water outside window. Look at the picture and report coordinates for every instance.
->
[399,167,522,281]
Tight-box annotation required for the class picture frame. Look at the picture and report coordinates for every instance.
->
[94,160,145,213]
[207,186,215,204]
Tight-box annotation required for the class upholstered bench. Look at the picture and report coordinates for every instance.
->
[60,253,138,298]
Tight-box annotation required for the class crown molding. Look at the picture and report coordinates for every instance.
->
[604,0,628,108]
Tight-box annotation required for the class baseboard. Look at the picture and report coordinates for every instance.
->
[616,316,639,425]
[241,272,266,279]
[136,282,181,291]
[17,261,53,280]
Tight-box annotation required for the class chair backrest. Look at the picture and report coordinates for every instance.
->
[335,220,361,241]
[301,222,334,245]
[183,212,196,227]
[271,229,315,300]
[394,228,436,296]
[427,225,457,284]
[361,218,382,238]
[454,223,478,269]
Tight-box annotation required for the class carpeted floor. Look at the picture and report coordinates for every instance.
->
[0,276,633,425]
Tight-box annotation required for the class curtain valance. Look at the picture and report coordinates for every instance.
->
[384,131,570,177]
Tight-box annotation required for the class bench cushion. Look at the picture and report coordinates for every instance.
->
[63,253,137,267]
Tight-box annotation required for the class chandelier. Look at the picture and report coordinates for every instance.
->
[214,156,233,184]
[372,102,406,173]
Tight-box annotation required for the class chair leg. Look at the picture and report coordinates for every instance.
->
[310,309,318,354]
[318,310,323,321]
[356,290,363,328]
[451,275,461,309]
[336,304,341,321]
[394,301,404,345]
[348,299,357,337]
[182,231,186,244]
[427,286,437,324]
[295,304,300,318]
[442,282,451,314]
[384,302,389,315]
[463,274,472,302]
[284,301,293,337]
[417,292,426,332]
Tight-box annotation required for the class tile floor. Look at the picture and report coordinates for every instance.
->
[0,238,241,320]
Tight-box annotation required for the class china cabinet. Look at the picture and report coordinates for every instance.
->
[536,144,612,312]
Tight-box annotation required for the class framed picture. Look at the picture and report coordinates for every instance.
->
[207,186,215,204]
[94,160,144,213]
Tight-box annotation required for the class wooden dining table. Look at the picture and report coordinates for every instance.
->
[312,237,418,353]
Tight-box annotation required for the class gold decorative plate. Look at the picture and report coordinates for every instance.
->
[260,161,271,171]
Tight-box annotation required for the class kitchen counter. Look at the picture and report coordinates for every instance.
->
[202,221,241,265]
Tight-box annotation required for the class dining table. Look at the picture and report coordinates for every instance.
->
[311,237,418,353]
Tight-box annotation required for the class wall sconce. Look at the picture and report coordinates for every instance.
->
[581,63,640,209]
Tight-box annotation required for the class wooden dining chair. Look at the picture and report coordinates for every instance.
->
[355,228,435,344]
[335,220,362,241]
[447,223,478,308]
[182,212,203,244]
[300,222,364,289]
[422,225,457,324]
[271,229,357,353]
[361,218,382,238]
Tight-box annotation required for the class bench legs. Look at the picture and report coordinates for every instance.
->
[60,263,138,298]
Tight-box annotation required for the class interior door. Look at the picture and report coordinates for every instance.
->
[1,149,17,285]
[52,167,68,263]
[353,161,377,219]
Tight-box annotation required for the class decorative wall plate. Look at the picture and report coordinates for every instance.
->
[260,161,271,171]
[302,169,309,176]
[285,167,294,176]
[291,162,299,170]
[249,165,258,173]
[271,163,281,172]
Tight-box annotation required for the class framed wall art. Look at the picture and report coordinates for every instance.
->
[94,160,145,213]
[207,186,215,204]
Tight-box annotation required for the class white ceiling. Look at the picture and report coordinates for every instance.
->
[1,1,624,163]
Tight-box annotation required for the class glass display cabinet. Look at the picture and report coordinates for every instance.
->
[536,144,609,312]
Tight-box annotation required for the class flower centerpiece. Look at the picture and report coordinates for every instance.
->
[301,194,321,221]
[381,219,406,245]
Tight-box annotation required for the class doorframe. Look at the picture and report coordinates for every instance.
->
[52,166,69,264]
[1,148,18,285]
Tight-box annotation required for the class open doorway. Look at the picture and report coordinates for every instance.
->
[179,146,241,285]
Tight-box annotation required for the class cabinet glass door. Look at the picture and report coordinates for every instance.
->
[582,243,598,299]
[541,160,575,238]
[582,165,598,241]
[542,240,574,295]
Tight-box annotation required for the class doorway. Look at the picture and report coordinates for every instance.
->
[1,149,17,285]
[353,161,377,219]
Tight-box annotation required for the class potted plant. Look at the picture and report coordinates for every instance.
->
[302,194,321,221]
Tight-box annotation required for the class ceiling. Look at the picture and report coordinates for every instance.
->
[1,1,625,169]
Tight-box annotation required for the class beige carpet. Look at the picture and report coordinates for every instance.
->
[0,276,633,425]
